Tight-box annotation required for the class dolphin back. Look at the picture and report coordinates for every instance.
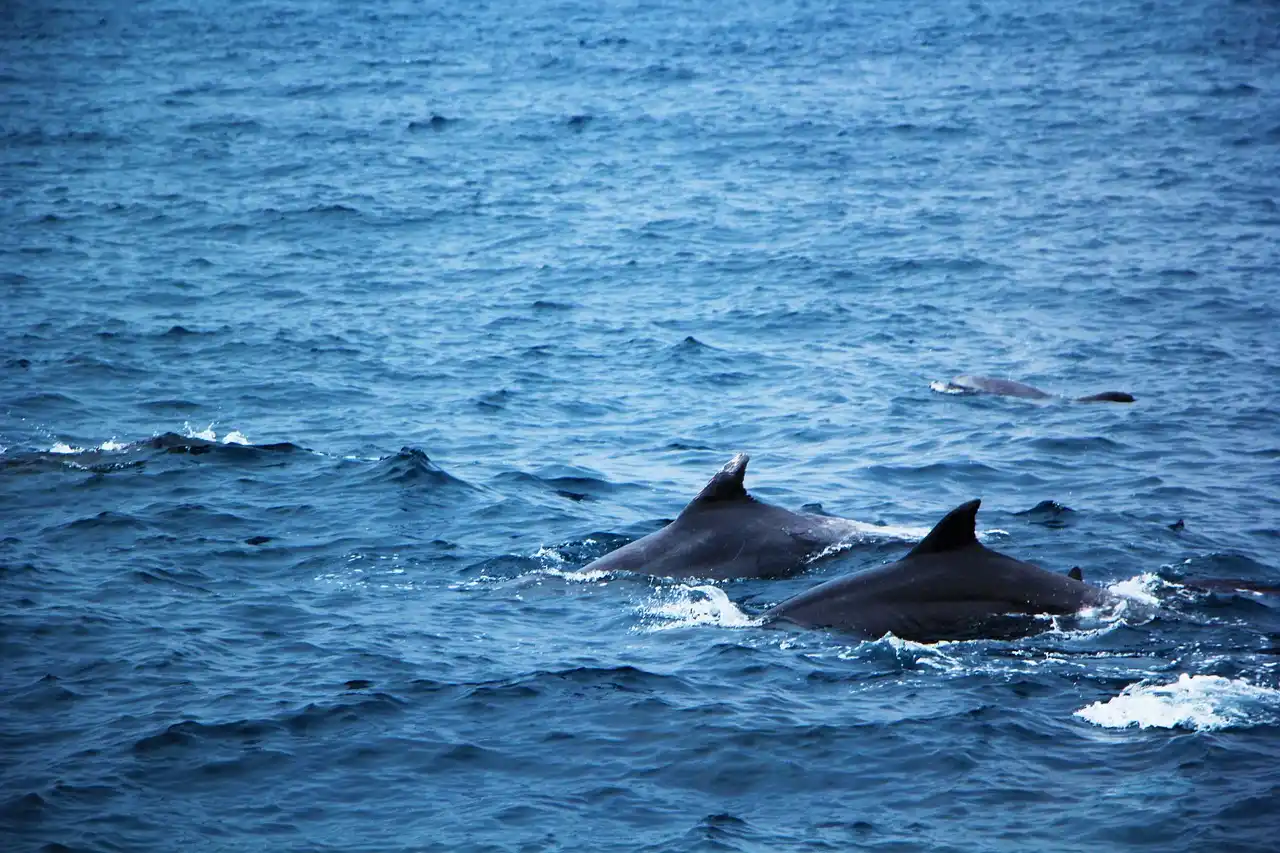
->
[579,453,861,581]
[1074,391,1135,403]
[764,498,1113,641]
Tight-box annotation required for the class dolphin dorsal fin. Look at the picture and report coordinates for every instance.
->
[1068,567,1083,581]
[688,453,751,506]
[907,499,981,557]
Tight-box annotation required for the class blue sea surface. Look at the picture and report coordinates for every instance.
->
[3,0,1280,850]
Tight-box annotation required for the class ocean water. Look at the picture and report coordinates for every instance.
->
[3,0,1279,850]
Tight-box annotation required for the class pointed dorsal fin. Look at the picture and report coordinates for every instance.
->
[1068,567,1083,582]
[906,499,981,557]
[686,453,751,507]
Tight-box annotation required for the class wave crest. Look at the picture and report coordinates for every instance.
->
[1075,674,1280,731]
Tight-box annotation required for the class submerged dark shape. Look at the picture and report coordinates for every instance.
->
[764,499,1115,642]
[1017,499,1076,528]
[1185,578,1280,596]
[935,375,1134,403]
[580,453,898,580]
[0,432,305,473]
[144,433,303,454]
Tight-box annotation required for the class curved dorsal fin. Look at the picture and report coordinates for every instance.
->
[687,453,751,507]
[1068,566,1083,582]
[906,499,981,557]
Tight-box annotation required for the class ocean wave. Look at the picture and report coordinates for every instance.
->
[365,447,473,488]
[1075,674,1280,731]
[132,692,410,754]
[464,665,688,699]
[0,429,307,474]
[491,469,619,503]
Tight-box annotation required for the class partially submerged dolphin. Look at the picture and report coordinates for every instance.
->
[764,499,1116,642]
[933,375,1134,403]
[581,453,907,580]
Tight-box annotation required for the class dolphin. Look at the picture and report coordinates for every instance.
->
[933,375,1134,403]
[763,499,1116,642]
[580,453,907,580]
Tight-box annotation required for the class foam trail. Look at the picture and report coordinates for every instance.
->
[1075,674,1280,731]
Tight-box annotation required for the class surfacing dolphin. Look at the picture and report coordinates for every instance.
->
[764,498,1117,642]
[581,453,911,580]
[932,375,1134,403]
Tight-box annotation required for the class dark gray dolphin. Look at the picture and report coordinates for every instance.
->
[764,499,1116,642]
[580,453,908,580]
[933,375,1134,403]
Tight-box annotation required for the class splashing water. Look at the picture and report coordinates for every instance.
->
[638,584,759,631]
[1075,674,1280,731]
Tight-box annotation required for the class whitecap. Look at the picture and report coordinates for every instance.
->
[1075,674,1280,731]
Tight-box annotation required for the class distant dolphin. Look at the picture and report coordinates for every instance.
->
[932,375,1134,403]
[580,453,909,580]
[763,499,1116,642]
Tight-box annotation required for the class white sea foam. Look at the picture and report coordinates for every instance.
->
[1106,572,1165,606]
[1075,674,1280,731]
[176,423,257,445]
[638,584,759,631]
[183,422,218,441]
[532,545,567,565]
[526,545,616,583]
[845,633,957,668]
[929,379,966,394]
[538,567,614,583]
[50,437,151,454]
